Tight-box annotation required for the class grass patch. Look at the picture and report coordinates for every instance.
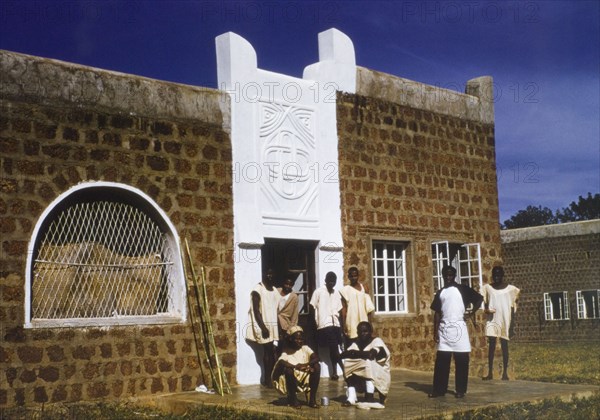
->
[420,393,600,420]
[1,402,294,420]
[511,341,600,386]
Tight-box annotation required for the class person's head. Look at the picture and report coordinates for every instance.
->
[348,267,359,285]
[491,266,504,284]
[263,268,274,286]
[281,278,295,295]
[325,271,337,292]
[441,265,457,286]
[287,326,305,349]
[356,321,373,344]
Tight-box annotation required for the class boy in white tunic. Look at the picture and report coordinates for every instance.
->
[340,267,374,343]
[341,321,391,407]
[310,271,344,379]
[481,266,520,380]
[429,266,483,398]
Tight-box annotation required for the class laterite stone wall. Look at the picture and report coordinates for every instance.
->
[501,221,600,342]
[336,68,503,375]
[0,51,236,408]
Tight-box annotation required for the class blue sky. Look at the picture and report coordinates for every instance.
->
[1,0,598,222]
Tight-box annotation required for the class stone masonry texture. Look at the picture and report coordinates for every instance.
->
[501,222,600,342]
[336,87,501,374]
[1,51,235,408]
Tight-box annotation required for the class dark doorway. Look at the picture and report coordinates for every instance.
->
[261,238,318,348]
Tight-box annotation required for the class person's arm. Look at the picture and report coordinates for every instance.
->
[472,288,484,311]
[482,285,492,313]
[509,307,516,338]
[309,292,318,327]
[340,295,348,335]
[296,349,320,372]
[341,348,375,359]
[290,293,299,327]
[433,311,441,343]
[251,291,269,339]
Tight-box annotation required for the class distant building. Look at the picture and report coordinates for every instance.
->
[0,29,500,408]
[501,220,600,342]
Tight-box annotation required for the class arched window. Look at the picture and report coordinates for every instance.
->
[25,182,186,328]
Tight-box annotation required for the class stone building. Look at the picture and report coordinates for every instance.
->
[1,29,501,408]
[501,220,600,342]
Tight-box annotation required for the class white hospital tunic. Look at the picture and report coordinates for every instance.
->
[431,284,482,352]
[481,284,520,340]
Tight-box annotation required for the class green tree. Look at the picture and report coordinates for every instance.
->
[502,205,558,229]
[557,193,600,222]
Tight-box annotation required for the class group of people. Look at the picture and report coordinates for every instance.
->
[246,264,519,408]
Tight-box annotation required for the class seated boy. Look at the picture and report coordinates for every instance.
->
[341,321,390,406]
[271,326,321,409]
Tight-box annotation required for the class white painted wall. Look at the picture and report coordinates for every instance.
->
[216,29,356,384]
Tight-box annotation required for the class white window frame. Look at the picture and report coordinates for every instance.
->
[431,241,482,291]
[432,241,449,291]
[372,241,408,314]
[25,182,187,328]
[543,291,570,321]
[576,290,600,319]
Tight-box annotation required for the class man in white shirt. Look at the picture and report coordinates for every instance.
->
[310,271,344,380]
[429,266,483,398]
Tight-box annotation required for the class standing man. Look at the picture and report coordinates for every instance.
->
[429,266,483,398]
[310,271,344,380]
[481,266,520,380]
[340,267,375,344]
[247,268,281,387]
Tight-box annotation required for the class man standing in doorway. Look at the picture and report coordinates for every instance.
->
[247,268,281,387]
[429,265,483,398]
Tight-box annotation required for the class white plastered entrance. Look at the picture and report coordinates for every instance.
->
[216,28,356,384]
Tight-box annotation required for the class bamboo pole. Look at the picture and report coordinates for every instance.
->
[184,239,220,394]
[180,245,206,386]
[200,266,231,394]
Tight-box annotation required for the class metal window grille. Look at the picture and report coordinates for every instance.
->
[372,241,407,313]
[32,200,176,321]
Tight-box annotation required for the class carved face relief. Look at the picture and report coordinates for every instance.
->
[259,102,318,219]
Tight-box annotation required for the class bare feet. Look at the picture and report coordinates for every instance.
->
[308,401,320,408]
[341,400,353,407]
[502,374,509,380]
[482,374,493,381]
[288,401,302,409]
